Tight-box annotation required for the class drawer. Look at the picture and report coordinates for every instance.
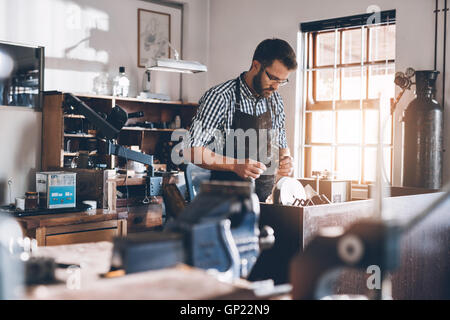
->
[35,220,127,246]
[45,228,118,246]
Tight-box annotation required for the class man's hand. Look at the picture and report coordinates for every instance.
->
[277,155,294,177]
[233,159,267,179]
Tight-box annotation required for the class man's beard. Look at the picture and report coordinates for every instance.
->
[252,68,275,98]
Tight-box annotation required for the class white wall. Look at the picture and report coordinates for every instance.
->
[0,0,185,98]
[208,0,449,187]
[178,0,210,102]
[0,0,210,204]
[0,107,41,204]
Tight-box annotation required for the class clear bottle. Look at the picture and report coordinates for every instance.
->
[113,66,130,97]
[93,72,111,95]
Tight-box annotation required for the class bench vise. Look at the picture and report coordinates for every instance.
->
[111,181,274,280]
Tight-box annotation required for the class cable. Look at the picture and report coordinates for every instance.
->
[124,148,130,214]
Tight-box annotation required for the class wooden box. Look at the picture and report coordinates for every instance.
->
[299,178,352,203]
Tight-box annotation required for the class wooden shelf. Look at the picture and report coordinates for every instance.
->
[109,175,147,187]
[64,114,86,119]
[63,152,78,157]
[73,92,198,107]
[122,126,178,132]
[0,105,36,111]
[42,92,196,180]
[63,151,98,157]
[64,133,96,138]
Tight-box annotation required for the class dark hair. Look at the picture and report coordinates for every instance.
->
[252,38,298,70]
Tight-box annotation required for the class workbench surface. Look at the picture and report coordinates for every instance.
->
[25,241,262,300]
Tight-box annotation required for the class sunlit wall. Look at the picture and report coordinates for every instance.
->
[0,0,209,204]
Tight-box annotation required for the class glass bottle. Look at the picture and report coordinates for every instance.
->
[93,72,111,95]
[113,66,130,97]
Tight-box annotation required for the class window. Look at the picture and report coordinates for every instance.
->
[301,15,395,184]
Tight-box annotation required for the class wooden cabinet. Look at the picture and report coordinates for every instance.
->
[298,178,352,203]
[16,210,127,246]
[41,92,198,171]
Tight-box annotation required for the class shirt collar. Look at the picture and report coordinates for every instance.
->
[239,72,259,101]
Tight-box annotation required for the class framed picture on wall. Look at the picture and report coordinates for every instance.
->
[138,8,171,68]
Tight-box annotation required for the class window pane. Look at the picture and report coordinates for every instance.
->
[304,24,395,184]
[309,111,333,143]
[337,110,361,143]
[341,67,366,100]
[364,147,392,183]
[369,24,395,61]
[315,69,339,101]
[336,147,360,181]
[364,110,392,144]
[368,64,395,99]
[316,31,338,66]
[310,146,333,173]
[342,28,363,64]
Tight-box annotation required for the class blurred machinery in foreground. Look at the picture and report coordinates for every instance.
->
[289,187,450,300]
[0,213,24,299]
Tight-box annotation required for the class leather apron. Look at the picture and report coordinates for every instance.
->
[210,74,276,201]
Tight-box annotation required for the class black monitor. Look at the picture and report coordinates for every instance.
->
[0,40,44,109]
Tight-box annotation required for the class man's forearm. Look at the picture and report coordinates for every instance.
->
[184,147,236,172]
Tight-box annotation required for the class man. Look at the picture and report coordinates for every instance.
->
[185,38,297,201]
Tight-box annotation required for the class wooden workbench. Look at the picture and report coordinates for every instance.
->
[25,241,261,300]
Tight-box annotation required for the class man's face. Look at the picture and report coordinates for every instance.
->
[252,59,291,98]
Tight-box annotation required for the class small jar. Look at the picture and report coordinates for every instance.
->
[25,192,38,210]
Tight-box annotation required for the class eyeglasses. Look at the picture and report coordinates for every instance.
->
[264,69,289,86]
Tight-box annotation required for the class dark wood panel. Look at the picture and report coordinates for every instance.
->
[248,203,304,284]
[45,228,118,246]
[45,220,118,235]
[41,94,64,170]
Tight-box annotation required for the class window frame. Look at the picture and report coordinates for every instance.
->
[302,23,395,184]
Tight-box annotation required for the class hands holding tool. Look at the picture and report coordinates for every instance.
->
[232,155,293,180]
[233,159,267,180]
[277,155,294,177]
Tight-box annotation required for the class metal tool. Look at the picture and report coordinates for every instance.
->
[271,177,331,207]
[111,180,275,281]
[63,93,163,198]
[271,177,307,206]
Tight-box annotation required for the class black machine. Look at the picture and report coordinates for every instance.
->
[111,181,275,280]
[62,93,162,196]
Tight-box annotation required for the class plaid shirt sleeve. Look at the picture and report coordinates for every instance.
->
[188,88,226,148]
[272,93,288,149]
